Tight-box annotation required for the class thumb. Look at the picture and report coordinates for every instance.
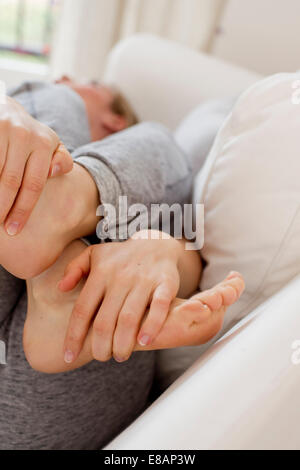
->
[49,143,73,178]
[58,246,93,292]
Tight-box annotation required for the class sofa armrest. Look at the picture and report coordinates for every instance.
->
[103,34,262,129]
[105,275,300,450]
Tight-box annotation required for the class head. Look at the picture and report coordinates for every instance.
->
[56,76,138,141]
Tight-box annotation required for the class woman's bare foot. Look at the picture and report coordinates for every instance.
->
[24,239,245,374]
[139,272,245,351]
[0,164,99,279]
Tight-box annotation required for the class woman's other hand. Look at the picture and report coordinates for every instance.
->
[59,231,186,364]
[0,96,73,235]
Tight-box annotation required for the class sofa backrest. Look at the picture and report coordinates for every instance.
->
[104,34,261,129]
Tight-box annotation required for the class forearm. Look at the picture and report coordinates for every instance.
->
[176,239,202,297]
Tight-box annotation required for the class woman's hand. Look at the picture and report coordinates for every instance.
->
[0,96,73,235]
[24,232,244,375]
[59,231,187,364]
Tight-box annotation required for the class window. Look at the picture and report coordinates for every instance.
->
[0,0,62,65]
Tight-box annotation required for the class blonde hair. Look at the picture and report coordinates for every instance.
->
[111,91,139,128]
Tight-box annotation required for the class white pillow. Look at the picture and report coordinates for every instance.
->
[174,98,235,176]
[156,73,300,391]
[195,72,300,331]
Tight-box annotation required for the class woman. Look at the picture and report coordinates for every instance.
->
[0,82,243,449]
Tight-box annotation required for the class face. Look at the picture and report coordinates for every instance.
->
[56,76,127,141]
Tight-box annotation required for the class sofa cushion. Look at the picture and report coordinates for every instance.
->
[157,73,300,391]
[174,98,235,176]
[195,72,300,331]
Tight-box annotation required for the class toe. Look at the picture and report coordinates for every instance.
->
[226,271,243,280]
[224,276,245,299]
[198,289,223,312]
[219,285,238,306]
[176,297,211,321]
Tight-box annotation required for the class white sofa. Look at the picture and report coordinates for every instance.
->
[103,34,300,450]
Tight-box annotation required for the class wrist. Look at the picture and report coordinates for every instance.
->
[131,229,182,265]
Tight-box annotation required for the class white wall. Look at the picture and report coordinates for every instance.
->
[211,0,300,74]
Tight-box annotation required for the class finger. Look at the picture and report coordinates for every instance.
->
[0,138,7,177]
[59,246,92,292]
[49,143,73,178]
[0,140,27,226]
[58,267,85,292]
[137,282,176,348]
[63,271,105,364]
[4,149,50,236]
[113,284,153,362]
[92,284,131,362]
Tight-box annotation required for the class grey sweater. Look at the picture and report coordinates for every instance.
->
[0,82,192,450]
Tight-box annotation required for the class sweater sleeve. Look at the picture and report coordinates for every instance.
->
[72,122,193,241]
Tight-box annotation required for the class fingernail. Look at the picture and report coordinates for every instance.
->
[6,222,20,236]
[64,350,74,364]
[51,164,61,178]
[138,334,150,347]
[114,356,126,363]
